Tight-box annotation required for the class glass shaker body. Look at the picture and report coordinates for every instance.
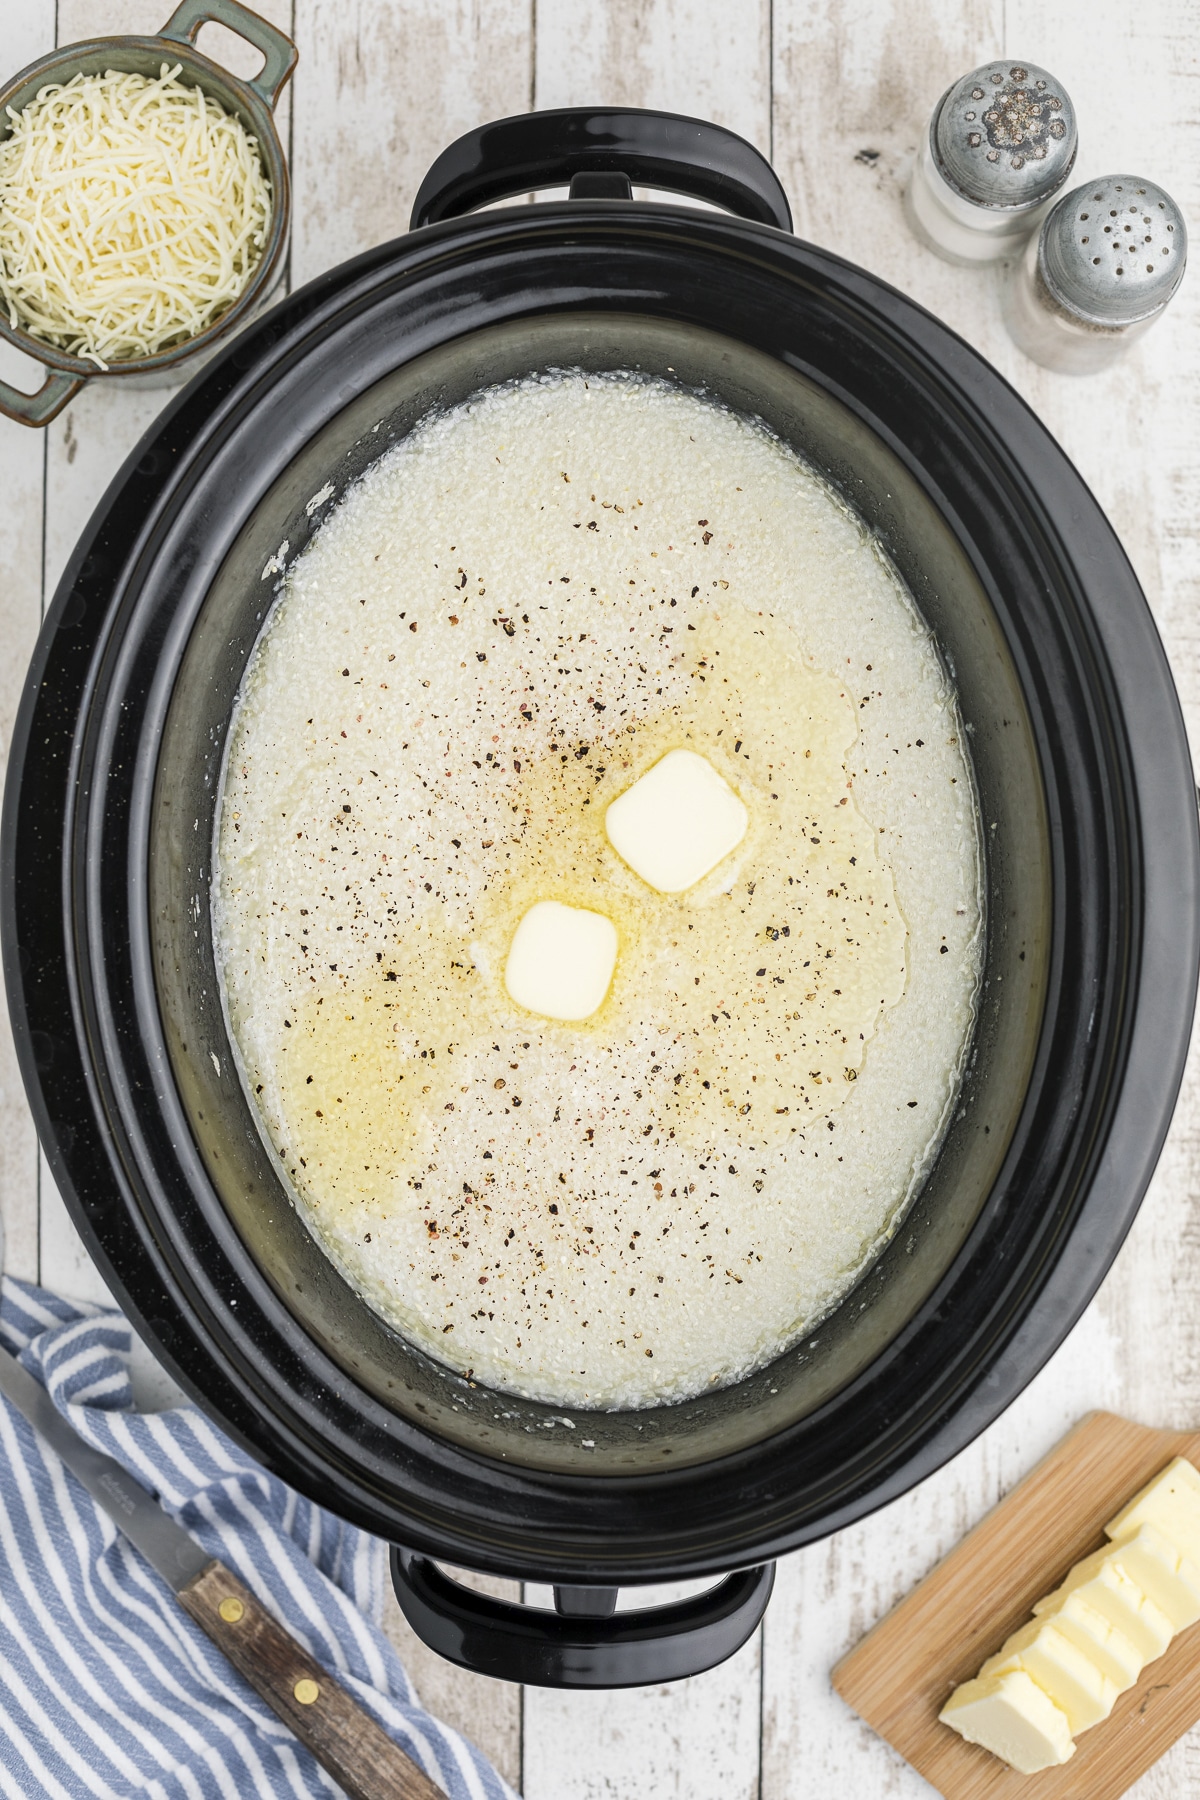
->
[905,63,1077,267]
[905,133,1053,264]
[1004,234,1160,372]
[1004,176,1187,373]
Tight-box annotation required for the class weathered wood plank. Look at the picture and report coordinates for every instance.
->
[1001,9,1200,1795]
[284,4,534,1782]
[535,0,771,151]
[522,10,773,1791]
[380,1569,523,1795]
[771,0,1007,352]
[522,1579,763,1800]
[834,1413,1200,1799]
[764,1297,1126,1798]
[35,1,295,1305]
[764,0,1200,1794]
[6,5,1200,1797]
[0,4,56,1284]
[289,0,533,288]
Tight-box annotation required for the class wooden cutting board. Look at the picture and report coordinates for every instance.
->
[833,1414,1200,1799]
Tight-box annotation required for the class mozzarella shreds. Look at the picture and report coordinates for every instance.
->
[0,63,272,367]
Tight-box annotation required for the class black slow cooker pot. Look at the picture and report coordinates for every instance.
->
[4,109,1198,1690]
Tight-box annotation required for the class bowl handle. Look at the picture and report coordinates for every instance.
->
[159,0,298,110]
[409,107,793,234]
[390,1546,775,1689]
[0,368,82,429]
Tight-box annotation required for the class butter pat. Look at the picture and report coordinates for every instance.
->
[982,1616,1118,1732]
[939,1670,1075,1774]
[504,901,618,1021]
[605,748,748,892]
[1107,1457,1200,1567]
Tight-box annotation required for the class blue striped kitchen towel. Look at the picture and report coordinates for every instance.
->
[0,1277,518,1800]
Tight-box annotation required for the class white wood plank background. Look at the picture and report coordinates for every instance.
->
[1,2,1197,1795]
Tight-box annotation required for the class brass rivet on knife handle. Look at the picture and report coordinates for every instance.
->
[178,1561,447,1800]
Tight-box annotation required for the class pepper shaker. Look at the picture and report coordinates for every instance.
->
[1004,175,1187,372]
[905,62,1077,265]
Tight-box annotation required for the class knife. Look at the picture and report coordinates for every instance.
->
[0,1342,444,1800]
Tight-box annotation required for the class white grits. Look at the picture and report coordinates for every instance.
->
[214,372,983,1409]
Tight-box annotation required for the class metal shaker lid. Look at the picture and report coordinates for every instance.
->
[932,62,1077,211]
[1039,176,1188,326]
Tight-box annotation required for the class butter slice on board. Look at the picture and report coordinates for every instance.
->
[1107,1456,1200,1566]
[1100,1522,1200,1633]
[981,1616,1118,1733]
[1036,1588,1144,1691]
[1035,1540,1174,1662]
[938,1671,1074,1775]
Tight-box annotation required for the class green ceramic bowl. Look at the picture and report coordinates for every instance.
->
[0,0,296,427]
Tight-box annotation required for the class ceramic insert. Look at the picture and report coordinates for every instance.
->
[215,372,984,1410]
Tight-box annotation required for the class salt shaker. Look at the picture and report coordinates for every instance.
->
[905,62,1077,265]
[1004,175,1187,372]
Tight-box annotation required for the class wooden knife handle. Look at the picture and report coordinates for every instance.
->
[178,1560,446,1800]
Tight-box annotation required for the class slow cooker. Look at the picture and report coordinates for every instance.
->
[4,108,1197,1689]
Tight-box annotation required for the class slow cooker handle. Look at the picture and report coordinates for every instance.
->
[390,1547,775,1689]
[409,107,793,233]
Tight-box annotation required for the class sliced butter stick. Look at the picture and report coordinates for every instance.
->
[981,1616,1118,1733]
[939,1670,1074,1774]
[940,1456,1200,1774]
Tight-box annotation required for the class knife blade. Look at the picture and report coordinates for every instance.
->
[0,1341,444,1800]
[0,1340,211,1589]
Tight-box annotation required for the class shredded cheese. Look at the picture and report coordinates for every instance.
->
[0,64,272,368]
